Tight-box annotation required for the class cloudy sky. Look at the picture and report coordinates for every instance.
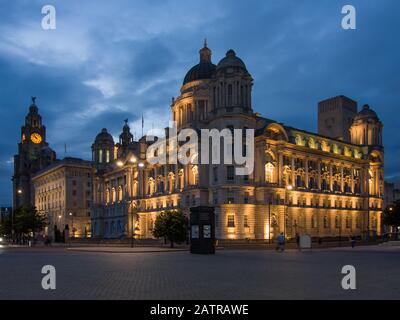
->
[0,0,399,205]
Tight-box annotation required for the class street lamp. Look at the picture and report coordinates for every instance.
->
[69,212,74,238]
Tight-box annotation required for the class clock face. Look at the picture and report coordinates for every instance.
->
[30,132,42,144]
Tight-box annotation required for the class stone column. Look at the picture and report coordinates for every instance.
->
[317,159,322,190]
[305,158,309,188]
[340,165,344,193]
[278,152,283,187]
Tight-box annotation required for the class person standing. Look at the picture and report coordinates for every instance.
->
[276,233,286,252]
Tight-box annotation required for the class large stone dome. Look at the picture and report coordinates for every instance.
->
[183,41,216,85]
[216,49,247,71]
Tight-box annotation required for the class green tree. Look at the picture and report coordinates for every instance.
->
[383,200,400,239]
[152,210,188,248]
[0,214,12,237]
[13,205,47,242]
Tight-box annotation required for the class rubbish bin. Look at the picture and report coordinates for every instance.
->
[190,206,215,254]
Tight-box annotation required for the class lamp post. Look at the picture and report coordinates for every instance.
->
[69,212,74,238]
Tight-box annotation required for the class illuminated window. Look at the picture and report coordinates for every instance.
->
[99,149,103,163]
[335,216,340,229]
[227,215,235,228]
[192,165,199,185]
[118,186,123,201]
[244,215,249,228]
[265,162,274,183]
[312,215,317,228]
[323,216,328,228]
[106,150,110,163]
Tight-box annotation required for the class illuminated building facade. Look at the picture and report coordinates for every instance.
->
[31,157,93,239]
[91,43,384,240]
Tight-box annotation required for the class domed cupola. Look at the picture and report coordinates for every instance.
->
[211,49,253,114]
[353,104,379,122]
[350,104,383,146]
[183,40,216,86]
[92,128,115,165]
[119,119,133,147]
[216,49,248,72]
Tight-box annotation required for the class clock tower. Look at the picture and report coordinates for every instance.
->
[12,97,56,209]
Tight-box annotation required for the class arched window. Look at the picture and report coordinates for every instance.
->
[178,169,184,190]
[106,189,110,203]
[265,162,275,183]
[99,149,103,163]
[118,186,123,201]
[346,215,352,229]
[312,215,317,228]
[111,188,116,202]
[323,216,328,229]
[192,165,199,185]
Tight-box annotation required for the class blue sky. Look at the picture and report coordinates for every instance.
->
[0,0,399,205]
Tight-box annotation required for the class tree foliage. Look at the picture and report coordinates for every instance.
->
[152,210,188,247]
[0,205,47,240]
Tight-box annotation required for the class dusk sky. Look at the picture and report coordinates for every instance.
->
[0,0,399,206]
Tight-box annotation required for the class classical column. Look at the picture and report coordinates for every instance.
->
[278,152,283,187]
[291,156,295,186]
[340,165,344,193]
[317,159,322,190]
[305,158,309,188]
[329,162,333,191]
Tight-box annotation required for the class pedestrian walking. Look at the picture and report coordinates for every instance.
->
[350,235,356,248]
[296,233,300,250]
[276,233,286,252]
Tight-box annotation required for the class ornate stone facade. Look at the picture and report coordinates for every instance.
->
[32,157,93,238]
[91,43,384,241]
[12,98,56,209]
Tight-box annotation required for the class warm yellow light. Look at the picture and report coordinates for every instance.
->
[286,185,293,190]
[17,189,22,194]
[130,157,137,163]
[138,162,144,168]
[116,161,124,167]
[58,215,62,219]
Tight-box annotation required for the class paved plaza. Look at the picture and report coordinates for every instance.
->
[0,245,399,300]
